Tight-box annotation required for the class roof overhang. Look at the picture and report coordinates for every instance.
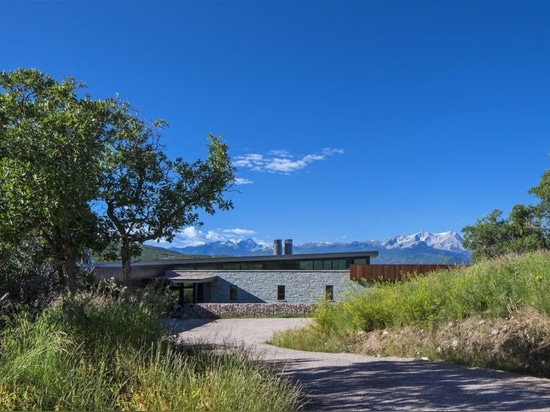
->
[95,250,379,269]
[158,272,217,284]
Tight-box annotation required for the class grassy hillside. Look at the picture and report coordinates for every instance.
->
[93,244,216,263]
[136,244,197,261]
[271,250,550,378]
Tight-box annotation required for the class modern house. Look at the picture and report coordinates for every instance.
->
[95,239,379,304]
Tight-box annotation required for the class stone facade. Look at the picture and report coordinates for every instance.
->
[177,270,364,304]
[176,303,317,319]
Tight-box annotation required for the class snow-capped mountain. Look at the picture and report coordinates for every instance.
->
[381,231,464,251]
[169,238,270,256]
[168,231,471,264]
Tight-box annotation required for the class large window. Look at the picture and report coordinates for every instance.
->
[277,285,286,301]
[299,260,314,270]
[299,259,347,270]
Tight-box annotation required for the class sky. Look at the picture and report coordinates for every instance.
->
[2,0,550,247]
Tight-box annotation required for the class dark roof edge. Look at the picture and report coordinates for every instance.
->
[95,251,379,268]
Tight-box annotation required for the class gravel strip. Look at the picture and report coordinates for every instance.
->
[165,318,550,411]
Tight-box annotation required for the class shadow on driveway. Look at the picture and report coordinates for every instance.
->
[160,318,216,335]
[267,356,550,411]
[171,318,550,411]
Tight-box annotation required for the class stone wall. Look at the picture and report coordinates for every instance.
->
[181,270,364,304]
[176,303,317,319]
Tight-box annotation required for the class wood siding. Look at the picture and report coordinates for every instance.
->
[350,264,460,282]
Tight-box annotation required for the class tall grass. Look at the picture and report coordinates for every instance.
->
[272,251,550,367]
[315,251,550,334]
[0,290,303,411]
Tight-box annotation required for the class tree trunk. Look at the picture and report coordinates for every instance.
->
[64,258,77,293]
[120,238,132,280]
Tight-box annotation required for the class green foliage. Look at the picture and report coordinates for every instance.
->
[0,291,303,411]
[463,206,548,262]
[281,251,550,336]
[462,163,550,262]
[135,244,188,261]
[1,67,235,291]
[268,322,356,353]
[0,236,97,321]
[273,252,550,377]
[98,99,236,278]
[0,68,110,290]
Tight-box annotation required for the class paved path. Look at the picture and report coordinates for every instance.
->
[164,318,550,411]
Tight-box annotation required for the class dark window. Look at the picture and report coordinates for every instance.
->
[224,263,243,270]
[229,285,238,300]
[313,260,323,270]
[193,264,218,270]
[277,285,286,301]
[299,260,313,270]
[326,285,334,301]
[197,283,205,303]
[183,285,194,304]
[323,260,332,270]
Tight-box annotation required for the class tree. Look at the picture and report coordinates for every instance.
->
[97,100,235,279]
[528,169,550,236]
[462,203,548,262]
[0,68,111,290]
[463,209,509,261]
[507,203,547,252]
[1,68,235,287]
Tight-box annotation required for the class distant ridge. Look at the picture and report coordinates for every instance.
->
[166,231,471,264]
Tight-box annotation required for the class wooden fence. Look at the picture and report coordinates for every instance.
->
[350,264,463,282]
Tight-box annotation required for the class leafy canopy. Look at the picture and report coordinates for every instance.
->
[0,68,235,292]
[463,169,550,261]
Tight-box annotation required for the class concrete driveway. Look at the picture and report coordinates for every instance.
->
[164,318,550,411]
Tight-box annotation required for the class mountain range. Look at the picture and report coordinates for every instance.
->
[167,231,472,264]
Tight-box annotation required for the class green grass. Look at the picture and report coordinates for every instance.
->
[271,250,550,377]
[317,251,550,332]
[0,290,303,411]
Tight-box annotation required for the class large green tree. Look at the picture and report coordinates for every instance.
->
[462,205,547,261]
[0,68,111,290]
[463,169,550,261]
[1,68,235,291]
[97,100,235,278]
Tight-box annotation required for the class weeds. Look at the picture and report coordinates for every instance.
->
[272,250,550,378]
[0,288,303,411]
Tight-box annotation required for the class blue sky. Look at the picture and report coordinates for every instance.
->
[3,0,550,247]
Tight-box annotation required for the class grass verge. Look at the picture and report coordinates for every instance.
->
[271,251,550,378]
[0,290,303,411]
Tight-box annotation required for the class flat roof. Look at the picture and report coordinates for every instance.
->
[95,250,379,268]
[159,273,218,283]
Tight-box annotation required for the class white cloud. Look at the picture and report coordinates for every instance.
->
[222,228,256,236]
[233,147,344,176]
[235,177,253,185]
[322,148,344,156]
[146,227,259,248]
